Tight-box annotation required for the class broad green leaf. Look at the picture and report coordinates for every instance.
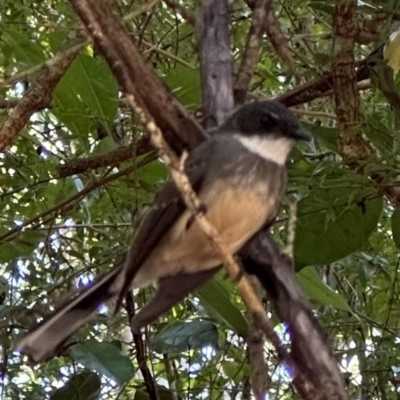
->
[198,272,248,337]
[134,390,150,400]
[15,231,47,258]
[52,74,91,138]
[165,66,201,109]
[221,361,250,383]
[384,30,400,73]
[302,121,338,153]
[297,267,351,312]
[363,109,396,158]
[52,179,79,204]
[3,29,46,66]
[308,1,335,14]
[295,189,383,268]
[151,319,219,354]
[71,55,119,130]
[92,136,118,156]
[137,159,169,185]
[52,54,118,138]
[134,387,174,400]
[50,371,101,400]
[0,243,20,263]
[70,341,135,385]
[48,31,69,53]
[391,209,400,249]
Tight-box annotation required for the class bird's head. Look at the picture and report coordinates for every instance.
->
[217,100,310,142]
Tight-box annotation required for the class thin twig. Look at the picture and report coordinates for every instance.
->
[142,39,196,69]
[163,0,196,25]
[291,108,336,119]
[0,41,88,90]
[125,292,158,400]
[0,152,156,243]
[58,138,153,177]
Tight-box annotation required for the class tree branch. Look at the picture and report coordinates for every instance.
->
[68,0,206,154]
[0,153,156,244]
[234,0,272,104]
[199,0,234,128]
[58,137,153,178]
[0,50,79,152]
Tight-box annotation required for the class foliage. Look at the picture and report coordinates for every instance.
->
[1,0,400,399]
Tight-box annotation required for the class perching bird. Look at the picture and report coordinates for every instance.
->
[18,100,309,363]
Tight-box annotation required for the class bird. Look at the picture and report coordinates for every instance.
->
[17,100,309,363]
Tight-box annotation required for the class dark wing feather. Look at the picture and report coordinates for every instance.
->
[116,145,211,309]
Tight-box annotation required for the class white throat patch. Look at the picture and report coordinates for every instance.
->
[236,135,294,166]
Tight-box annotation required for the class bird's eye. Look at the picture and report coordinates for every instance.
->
[260,111,279,127]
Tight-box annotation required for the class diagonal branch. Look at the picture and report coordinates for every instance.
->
[240,230,349,400]
[68,0,206,154]
[0,49,79,152]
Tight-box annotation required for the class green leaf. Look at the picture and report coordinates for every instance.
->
[0,243,20,263]
[151,319,219,354]
[15,230,47,258]
[3,29,45,66]
[384,30,400,73]
[295,189,383,268]
[134,387,174,400]
[391,209,400,249]
[50,371,101,400]
[302,121,338,153]
[92,136,118,156]
[52,179,79,204]
[197,272,248,337]
[297,267,351,312]
[221,361,250,383]
[134,390,150,400]
[69,341,135,385]
[47,31,69,53]
[52,54,119,137]
[164,66,201,109]
[72,55,119,129]
[137,159,169,185]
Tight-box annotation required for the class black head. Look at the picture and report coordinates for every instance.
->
[216,100,310,141]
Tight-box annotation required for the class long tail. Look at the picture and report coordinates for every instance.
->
[17,264,124,364]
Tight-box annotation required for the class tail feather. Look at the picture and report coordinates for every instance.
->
[17,265,123,364]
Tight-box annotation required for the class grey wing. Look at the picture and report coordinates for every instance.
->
[115,141,216,309]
